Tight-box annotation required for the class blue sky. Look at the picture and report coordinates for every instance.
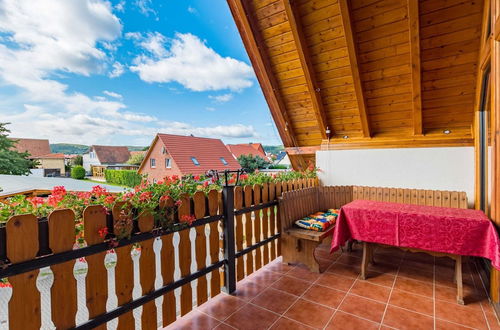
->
[0,0,282,146]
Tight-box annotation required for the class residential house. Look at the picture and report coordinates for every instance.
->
[10,138,66,175]
[83,145,135,177]
[226,143,269,161]
[139,133,240,182]
[274,151,291,168]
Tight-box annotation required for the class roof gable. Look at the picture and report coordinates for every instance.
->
[10,138,51,157]
[226,143,268,160]
[91,145,130,164]
[157,134,241,174]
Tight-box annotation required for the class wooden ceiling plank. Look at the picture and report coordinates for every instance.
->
[338,0,371,137]
[408,0,423,136]
[227,0,296,148]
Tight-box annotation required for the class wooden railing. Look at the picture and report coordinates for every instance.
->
[0,178,318,329]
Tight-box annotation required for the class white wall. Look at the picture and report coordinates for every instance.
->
[316,147,475,206]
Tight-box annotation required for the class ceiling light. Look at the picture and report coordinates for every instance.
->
[443,129,451,134]
[343,135,349,139]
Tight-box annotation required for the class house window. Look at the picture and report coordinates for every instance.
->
[150,158,156,168]
[220,157,228,165]
[191,157,200,166]
[165,158,172,168]
[90,151,95,159]
[162,146,167,154]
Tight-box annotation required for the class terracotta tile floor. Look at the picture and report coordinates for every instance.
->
[164,243,500,329]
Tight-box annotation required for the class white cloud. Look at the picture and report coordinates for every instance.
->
[130,32,254,91]
[134,0,158,20]
[187,6,197,14]
[209,93,233,103]
[139,32,167,57]
[103,90,123,99]
[115,1,125,12]
[109,61,125,78]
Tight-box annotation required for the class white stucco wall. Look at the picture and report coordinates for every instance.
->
[316,147,475,206]
[82,152,100,172]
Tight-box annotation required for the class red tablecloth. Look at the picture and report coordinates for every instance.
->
[331,200,500,270]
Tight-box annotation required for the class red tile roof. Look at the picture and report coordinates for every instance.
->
[10,138,51,157]
[29,153,65,159]
[226,143,268,160]
[156,134,241,175]
[91,145,130,164]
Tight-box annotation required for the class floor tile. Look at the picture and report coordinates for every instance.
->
[225,304,279,330]
[336,254,362,267]
[232,281,266,302]
[325,311,379,330]
[197,294,247,321]
[338,294,386,323]
[270,317,313,329]
[284,298,335,329]
[302,284,346,309]
[326,263,360,278]
[435,319,473,329]
[389,289,434,316]
[166,310,220,330]
[398,264,434,283]
[287,264,322,282]
[382,305,434,330]
[244,269,282,288]
[349,280,391,303]
[364,271,396,288]
[272,275,311,296]
[394,276,433,297]
[250,288,298,314]
[267,261,295,274]
[319,272,356,291]
[368,261,399,275]
[435,299,489,329]
[213,323,237,330]
[485,311,500,330]
[434,283,483,308]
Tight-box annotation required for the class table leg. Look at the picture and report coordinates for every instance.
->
[361,242,369,280]
[455,255,464,305]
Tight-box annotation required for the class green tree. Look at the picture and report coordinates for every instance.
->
[71,166,86,179]
[0,122,33,175]
[237,154,270,173]
[127,152,145,165]
[72,155,83,166]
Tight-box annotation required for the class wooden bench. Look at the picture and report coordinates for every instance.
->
[280,185,469,304]
[279,187,341,273]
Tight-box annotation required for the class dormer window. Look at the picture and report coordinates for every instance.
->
[191,157,200,166]
[220,157,228,165]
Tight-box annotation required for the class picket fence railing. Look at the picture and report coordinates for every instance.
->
[0,178,318,329]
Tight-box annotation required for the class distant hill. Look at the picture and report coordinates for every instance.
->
[50,143,89,154]
[263,145,284,155]
[50,143,147,154]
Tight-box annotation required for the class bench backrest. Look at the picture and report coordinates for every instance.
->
[280,185,468,230]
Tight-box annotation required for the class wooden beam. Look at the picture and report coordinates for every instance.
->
[282,0,328,139]
[338,0,370,138]
[285,146,321,156]
[407,0,423,136]
[226,0,298,148]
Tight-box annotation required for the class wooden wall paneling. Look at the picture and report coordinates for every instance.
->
[397,188,404,203]
[178,195,193,316]
[425,190,434,206]
[138,212,157,329]
[338,0,371,137]
[208,190,221,297]
[160,198,176,327]
[408,0,423,135]
[48,209,77,329]
[233,187,245,281]
[243,185,254,276]
[193,191,209,305]
[83,206,108,330]
[6,214,40,329]
[261,183,271,266]
[283,0,328,138]
[112,203,135,330]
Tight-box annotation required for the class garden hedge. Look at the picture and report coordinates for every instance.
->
[71,166,86,180]
[105,169,142,187]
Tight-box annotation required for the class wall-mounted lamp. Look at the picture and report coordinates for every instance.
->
[343,135,349,139]
[443,129,451,134]
[326,126,331,140]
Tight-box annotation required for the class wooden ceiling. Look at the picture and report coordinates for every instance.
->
[227,0,487,168]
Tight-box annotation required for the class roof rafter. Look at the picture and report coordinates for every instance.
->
[226,0,307,170]
[407,0,423,136]
[282,0,328,139]
[338,0,370,138]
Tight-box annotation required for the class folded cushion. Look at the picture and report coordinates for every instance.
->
[295,209,339,232]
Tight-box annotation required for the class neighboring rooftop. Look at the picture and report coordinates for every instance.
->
[28,153,65,159]
[10,138,51,157]
[226,143,268,160]
[90,145,131,164]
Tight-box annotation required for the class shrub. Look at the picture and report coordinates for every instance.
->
[105,169,142,187]
[71,166,86,180]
